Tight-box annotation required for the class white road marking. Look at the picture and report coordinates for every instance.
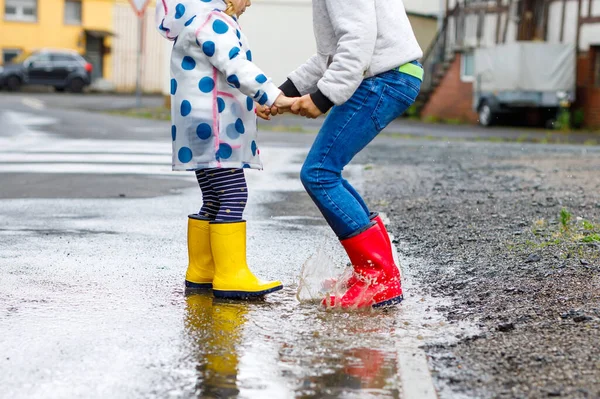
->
[380,212,440,399]
[21,97,46,110]
[0,109,306,182]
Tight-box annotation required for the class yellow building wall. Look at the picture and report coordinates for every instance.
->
[0,0,114,79]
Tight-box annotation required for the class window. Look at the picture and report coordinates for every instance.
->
[2,49,22,64]
[64,0,82,25]
[26,52,51,67]
[461,51,475,82]
[4,0,37,22]
[51,53,77,63]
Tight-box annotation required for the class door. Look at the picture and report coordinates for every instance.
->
[26,53,53,84]
[85,35,103,82]
[49,53,76,84]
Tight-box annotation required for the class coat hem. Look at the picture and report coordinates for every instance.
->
[172,162,263,171]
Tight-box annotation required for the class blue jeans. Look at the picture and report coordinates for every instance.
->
[300,66,421,239]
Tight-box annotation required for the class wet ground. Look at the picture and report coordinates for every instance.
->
[2,92,600,398]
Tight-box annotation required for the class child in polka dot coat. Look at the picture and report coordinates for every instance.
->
[156,0,292,299]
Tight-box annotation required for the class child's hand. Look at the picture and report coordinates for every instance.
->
[256,104,272,120]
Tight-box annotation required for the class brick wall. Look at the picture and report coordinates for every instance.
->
[576,49,600,129]
[421,53,478,124]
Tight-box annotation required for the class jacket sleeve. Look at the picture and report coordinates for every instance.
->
[313,0,377,112]
[195,13,281,107]
[287,53,328,96]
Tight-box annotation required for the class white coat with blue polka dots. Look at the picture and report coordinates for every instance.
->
[156,0,281,171]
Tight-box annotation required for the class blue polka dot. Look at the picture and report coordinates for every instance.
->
[229,47,240,60]
[159,20,168,32]
[255,74,267,84]
[246,50,252,61]
[243,163,251,169]
[171,125,176,141]
[253,91,261,99]
[251,141,258,156]
[170,79,177,95]
[246,97,254,111]
[201,0,211,2]
[235,118,245,134]
[202,41,215,56]
[196,123,212,140]
[181,56,196,70]
[184,15,196,26]
[199,77,215,93]
[258,92,268,106]
[236,30,241,39]
[227,74,240,88]
[217,143,233,159]
[212,19,229,34]
[180,100,191,116]
[231,102,242,118]
[217,97,225,113]
[226,124,240,140]
[178,147,193,163]
[175,3,185,19]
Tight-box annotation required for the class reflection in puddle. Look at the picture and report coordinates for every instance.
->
[184,291,401,398]
[185,294,248,398]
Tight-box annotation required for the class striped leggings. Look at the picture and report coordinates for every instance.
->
[195,168,248,222]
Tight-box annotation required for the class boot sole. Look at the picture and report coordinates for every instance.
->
[372,295,404,309]
[213,284,283,299]
[185,280,213,289]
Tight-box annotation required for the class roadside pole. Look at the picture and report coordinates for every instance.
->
[128,0,150,109]
[136,16,143,108]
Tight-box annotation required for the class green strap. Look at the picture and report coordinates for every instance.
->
[397,62,424,81]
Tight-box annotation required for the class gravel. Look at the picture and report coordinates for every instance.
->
[359,139,600,399]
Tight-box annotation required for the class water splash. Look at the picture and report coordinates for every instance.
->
[296,241,353,304]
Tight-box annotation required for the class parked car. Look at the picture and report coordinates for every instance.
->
[0,49,93,93]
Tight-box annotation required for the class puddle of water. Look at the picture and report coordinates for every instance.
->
[180,290,403,399]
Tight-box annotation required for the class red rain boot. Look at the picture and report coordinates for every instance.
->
[341,212,394,289]
[322,223,403,309]
[370,212,393,259]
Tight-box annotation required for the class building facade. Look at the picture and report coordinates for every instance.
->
[419,0,600,128]
[0,0,115,81]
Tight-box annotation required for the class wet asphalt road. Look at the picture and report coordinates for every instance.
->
[0,93,453,399]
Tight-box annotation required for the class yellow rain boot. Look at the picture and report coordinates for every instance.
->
[210,221,283,299]
[185,215,215,289]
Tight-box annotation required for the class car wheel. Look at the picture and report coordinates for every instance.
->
[6,76,21,92]
[67,78,85,93]
[478,102,494,127]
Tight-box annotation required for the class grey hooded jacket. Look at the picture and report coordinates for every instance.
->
[282,0,423,113]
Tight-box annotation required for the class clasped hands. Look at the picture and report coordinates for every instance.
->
[256,93,322,120]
